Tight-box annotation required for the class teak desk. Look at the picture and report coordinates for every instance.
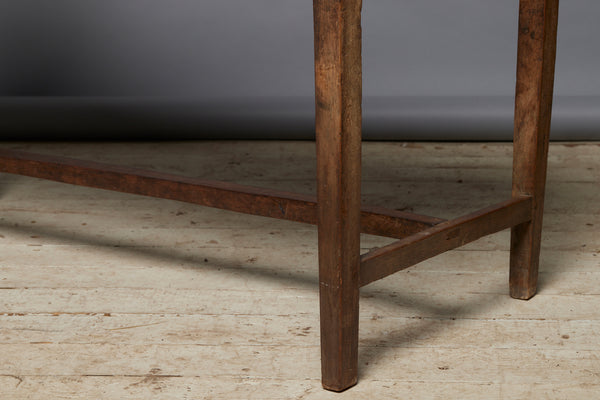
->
[0,0,559,392]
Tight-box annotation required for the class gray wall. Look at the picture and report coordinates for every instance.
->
[1,0,599,139]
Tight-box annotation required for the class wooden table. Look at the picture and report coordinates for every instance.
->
[0,0,559,392]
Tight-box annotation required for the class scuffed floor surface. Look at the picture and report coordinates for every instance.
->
[1,141,599,399]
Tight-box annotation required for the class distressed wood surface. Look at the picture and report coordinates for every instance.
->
[360,198,532,286]
[1,376,597,400]
[313,0,363,391]
[0,140,598,399]
[510,0,560,299]
[3,312,600,350]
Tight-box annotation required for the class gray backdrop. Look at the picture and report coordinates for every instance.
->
[1,0,598,140]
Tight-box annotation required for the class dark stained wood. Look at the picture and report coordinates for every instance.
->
[361,204,445,237]
[0,149,442,239]
[510,0,559,300]
[313,0,363,392]
[360,197,533,287]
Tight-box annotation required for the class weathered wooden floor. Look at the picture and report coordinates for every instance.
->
[0,141,599,399]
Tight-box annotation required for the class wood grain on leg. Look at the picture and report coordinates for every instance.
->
[313,0,363,391]
[510,0,559,299]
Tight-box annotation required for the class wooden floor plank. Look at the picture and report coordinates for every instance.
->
[1,313,598,351]
[2,288,600,320]
[12,376,599,400]
[2,377,599,400]
[1,343,599,385]
[2,267,600,296]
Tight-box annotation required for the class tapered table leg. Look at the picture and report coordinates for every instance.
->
[313,0,362,392]
[510,0,559,299]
